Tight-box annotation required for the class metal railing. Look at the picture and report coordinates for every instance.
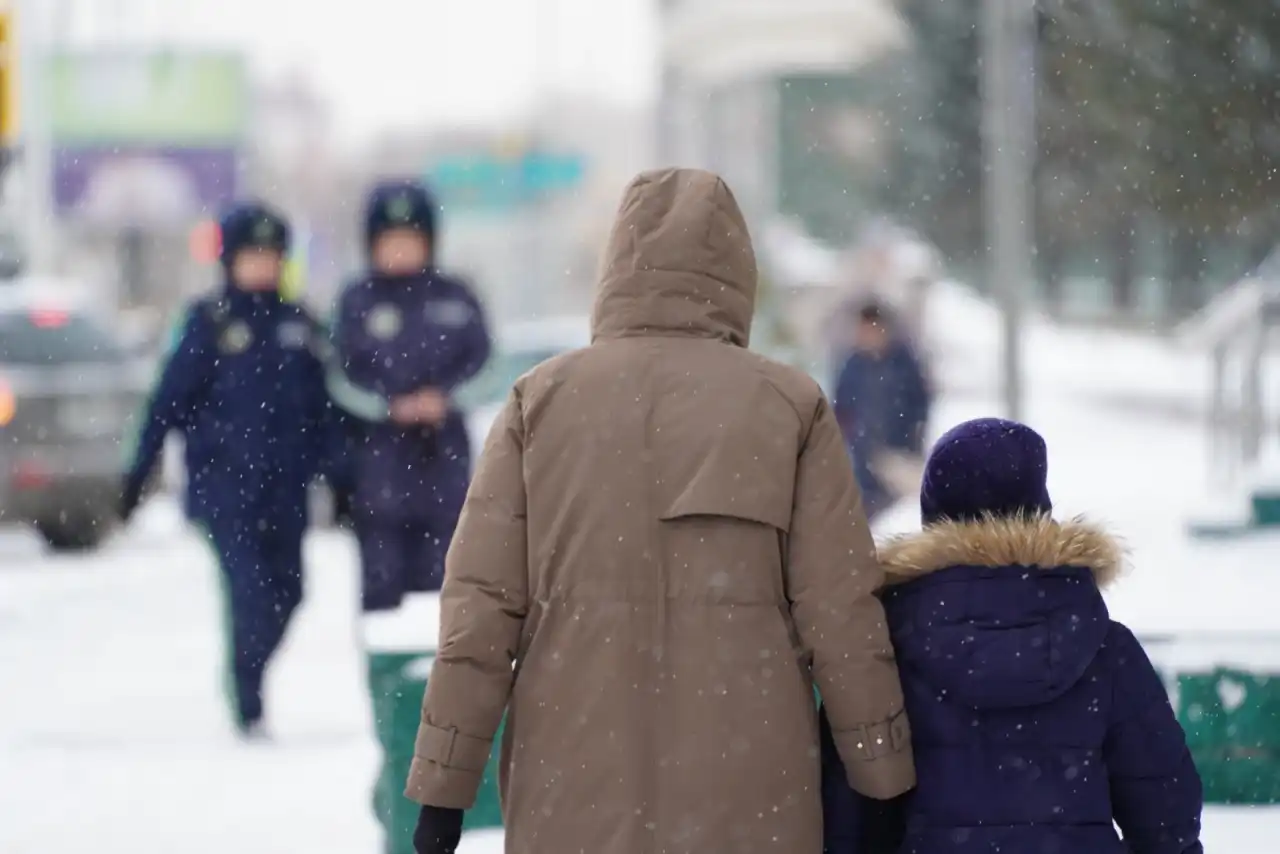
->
[1177,249,1280,486]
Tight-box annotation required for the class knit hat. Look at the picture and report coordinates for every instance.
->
[219,201,290,269]
[365,179,437,253]
[919,417,1052,525]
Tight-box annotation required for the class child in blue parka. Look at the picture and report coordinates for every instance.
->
[821,417,1203,854]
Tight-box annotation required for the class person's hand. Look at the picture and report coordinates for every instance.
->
[329,482,354,528]
[390,388,449,425]
[413,388,448,424]
[413,805,464,854]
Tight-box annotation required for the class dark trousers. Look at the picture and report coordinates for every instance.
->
[202,517,305,727]
[355,518,453,612]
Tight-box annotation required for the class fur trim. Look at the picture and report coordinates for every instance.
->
[878,515,1127,589]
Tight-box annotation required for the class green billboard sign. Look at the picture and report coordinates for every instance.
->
[47,51,249,144]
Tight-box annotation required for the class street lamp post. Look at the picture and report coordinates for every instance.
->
[981,0,1035,421]
[17,0,57,273]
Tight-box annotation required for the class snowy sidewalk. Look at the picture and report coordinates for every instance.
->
[0,521,507,854]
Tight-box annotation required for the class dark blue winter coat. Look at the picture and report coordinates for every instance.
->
[822,516,1204,854]
[832,340,930,456]
[125,288,333,531]
[327,271,490,521]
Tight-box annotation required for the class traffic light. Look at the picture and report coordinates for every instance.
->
[0,11,13,143]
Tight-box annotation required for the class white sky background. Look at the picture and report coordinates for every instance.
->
[64,0,658,137]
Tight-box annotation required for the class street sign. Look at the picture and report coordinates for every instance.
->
[426,149,586,210]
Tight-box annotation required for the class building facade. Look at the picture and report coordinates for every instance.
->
[656,0,906,245]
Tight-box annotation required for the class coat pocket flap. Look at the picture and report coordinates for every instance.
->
[661,488,792,532]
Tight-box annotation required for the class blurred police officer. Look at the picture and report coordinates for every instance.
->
[327,179,491,612]
[120,200,334,738]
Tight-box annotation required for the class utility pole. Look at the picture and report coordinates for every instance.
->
[16,0,56,273]
[529,0,557,317]
[981,0,1035,421]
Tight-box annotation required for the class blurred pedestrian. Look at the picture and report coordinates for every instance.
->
[405,168,914,854]
[326,179,491,612]
[822,417,1204,854]
[119,200,334,739]
[830,222,937,351]
[832,300,932,521]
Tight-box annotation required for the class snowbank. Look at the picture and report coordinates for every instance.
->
[927,280,1219,409]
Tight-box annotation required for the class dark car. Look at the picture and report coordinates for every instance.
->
[0,294,151,550]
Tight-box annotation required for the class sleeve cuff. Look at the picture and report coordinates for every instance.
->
[403,723,494,809]
[832,709,917,799]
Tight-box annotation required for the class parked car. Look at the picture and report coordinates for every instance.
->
[456,315,591,456]
[0,289,151,551]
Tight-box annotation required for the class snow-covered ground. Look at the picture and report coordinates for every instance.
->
[926,279,1233,413]
[2,288,1278,851]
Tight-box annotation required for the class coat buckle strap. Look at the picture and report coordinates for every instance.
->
[414,722,491,772]
[854,710,911,760]
[888,709,911,751]
[853,725,876,761]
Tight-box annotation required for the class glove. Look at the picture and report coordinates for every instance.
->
[118,477,143,524]
[413,805,464,854]
[330,482,354,529]
[861,789,912,854]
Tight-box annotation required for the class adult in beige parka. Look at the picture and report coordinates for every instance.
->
[405,168,915,854]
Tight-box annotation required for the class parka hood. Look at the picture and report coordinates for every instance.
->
[877,516,1128,710]
[591,168,757,347]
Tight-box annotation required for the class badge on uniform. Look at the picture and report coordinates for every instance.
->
[366,303,403,340]
[386,193,414,223]
[219,320,254,353]
[277,320,309,350]
[425,299,474,328]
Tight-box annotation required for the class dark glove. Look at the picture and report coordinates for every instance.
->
[118,478,143,524]
[413,805,464,854]
[861,789,912,854]
[330,482,354,529]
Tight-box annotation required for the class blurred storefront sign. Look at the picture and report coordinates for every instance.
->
[425,148,586,212]
[46,50,247,144]
[46,50,247,224]
[52,147,237,226]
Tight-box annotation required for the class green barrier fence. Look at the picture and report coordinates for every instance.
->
[1147,635,1280,806]
[364,594,504,854]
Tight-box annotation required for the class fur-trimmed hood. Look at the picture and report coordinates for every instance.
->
[874,516,1127,710]
[878,515,1127,589]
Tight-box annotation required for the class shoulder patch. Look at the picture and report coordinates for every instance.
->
[277,319,310,350]
[366,303,403,339]
[424,298,475,328]
[218,320,254,354]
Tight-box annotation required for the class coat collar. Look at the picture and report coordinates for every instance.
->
[878,515,1127,589]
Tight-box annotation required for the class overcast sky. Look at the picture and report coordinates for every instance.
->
[60,0,658,136]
